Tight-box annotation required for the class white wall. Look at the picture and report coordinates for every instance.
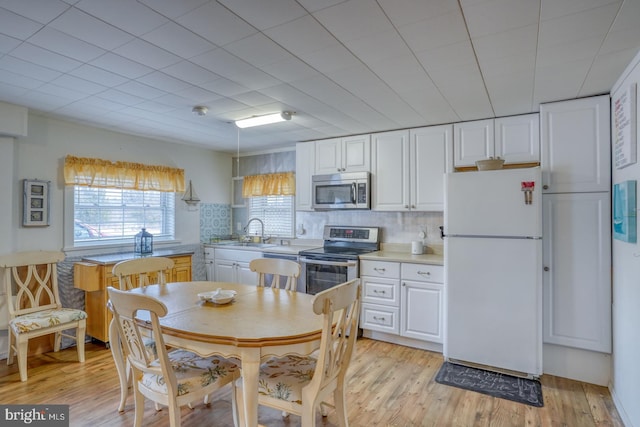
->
[6,112,232,252]
[610,49,640,427]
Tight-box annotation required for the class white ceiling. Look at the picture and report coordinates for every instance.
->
[0,0,638,153]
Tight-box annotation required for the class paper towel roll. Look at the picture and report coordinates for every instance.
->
[411,241,424,255]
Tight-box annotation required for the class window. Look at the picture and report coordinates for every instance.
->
[246,195,294,238]
[73,186,175,245]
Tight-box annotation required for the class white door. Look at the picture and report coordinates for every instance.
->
[540,95,610,193]
[401,280,443,342]
[215,260,235,283]
[315,138,342,174]
[295,142,314,211]
[342,134,370,172]
[542,192,611,352]
[445,237,542,376]
[371,130,410,211]
[495,113,540,163]
[445,167,542,237]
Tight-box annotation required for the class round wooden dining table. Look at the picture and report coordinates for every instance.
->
[114,281,323,427]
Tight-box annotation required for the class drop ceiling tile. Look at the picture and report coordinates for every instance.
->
[229,68,282,91]
[0,82,30,100]
[114,39,182,69]
[0,69,46,90]
[51,74,107,94]
[48,8,134,50]
[132,100,177,113]
[137,0,210,19]
[600,26,640,55]
[115,81,167,100]
[199,78,249,97]
[262,57,319,83]
[217,0,308,31]
[345,30,413,64]
[313,0,394,43]
[533,58,592,103]
[204,97,250,115]
[9,43,82,73]
[231,91,276,107]
[0,55,62,81]
[74,95,127,111]
[298,44,362,74]
[536,35,604,67]
[582,48,638,95]
[472,25,538,62]
[379,0,461,27]
[75,0,168,35]
[264,15,338,57]
[136,71,192,93]
[176,1,257,46]
[540,0,621,21]
[0,0,69,24]
[97,88,147,106]
[190,48,253,80]
[224,33,293,68]
[398,10,469,53]
[14,91,73,109]
[0,7,43,40]
[415,40,478,73]
[34,83,88,101]
[538,2,620,47]
[462,0,540,38]
[152,93,199,109]
[161,60,221,86]
[27,27,106,62]
[0,33,21,54]
[69,64,129,87]
[438,81,494,120]
[90,52,153,79]
[141,21,216,59]
[172,85,223,104]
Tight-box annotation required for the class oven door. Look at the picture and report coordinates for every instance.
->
[300,257,358,295]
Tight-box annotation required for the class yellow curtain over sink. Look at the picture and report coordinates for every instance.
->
[242,172,295,197]
[63,155,185,192]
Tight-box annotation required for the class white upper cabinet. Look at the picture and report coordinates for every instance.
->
[372,125,452,212]
[453,114,540,167]
[295,142,314,211]
[453,118,494,167]
[495,114,540,163]
[315,134,370,174]
[540,95,610,193]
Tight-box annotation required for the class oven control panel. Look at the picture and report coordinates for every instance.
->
[324,226,379,243]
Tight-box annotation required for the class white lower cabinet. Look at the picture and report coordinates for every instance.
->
[213,248,262,284]
[360,260,444,346]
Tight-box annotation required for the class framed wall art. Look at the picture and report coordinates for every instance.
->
[613,180,637,243]
[23,179,50,227]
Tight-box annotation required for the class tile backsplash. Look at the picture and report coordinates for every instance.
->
[200,203,232,241]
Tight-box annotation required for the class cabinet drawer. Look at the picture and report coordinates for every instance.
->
[361,303,399,334]
[401,263,443,283]
[360,260,400,278]
[362,276,399,306]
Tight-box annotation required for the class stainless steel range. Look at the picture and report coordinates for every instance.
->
[299,225,380,295]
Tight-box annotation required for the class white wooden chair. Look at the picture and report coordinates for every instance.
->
[107,286,240,427]
[236,278,362,426]
[112,257,175,290]
[110,256,175,412]
[0,250,87,382]
[249,258,301,291]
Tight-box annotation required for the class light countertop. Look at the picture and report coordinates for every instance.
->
[359,243,444,265]
[81,248,195,265]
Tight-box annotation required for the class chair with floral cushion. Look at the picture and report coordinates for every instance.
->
[236,278,361,426]
[107,286,240,427]
[249,258,301,290]
[110,256,175,411]
[0,250,87,382]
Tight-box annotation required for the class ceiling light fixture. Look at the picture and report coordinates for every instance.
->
[235,111,292,128]
[192,106,208,116]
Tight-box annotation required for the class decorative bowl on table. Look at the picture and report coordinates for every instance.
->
[475,157,505,171]
[198,288,237,304]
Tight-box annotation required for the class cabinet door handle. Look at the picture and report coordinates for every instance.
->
[404,205,409,209]
[411,205,416,209]
[544,266,550,271]
[418,271,431,276]
[543,185,549,190]
[372,289,386,294]
[373,267,386,272]
[372,316,386,322]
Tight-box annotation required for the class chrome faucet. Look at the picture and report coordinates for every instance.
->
[243,217,265,242]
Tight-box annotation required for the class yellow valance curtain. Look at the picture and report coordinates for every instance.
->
[63,155,185,192]
[242,172,295,197]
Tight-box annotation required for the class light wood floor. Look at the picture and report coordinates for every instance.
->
[0,338,624,427]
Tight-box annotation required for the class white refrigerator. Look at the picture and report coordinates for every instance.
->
[444,167,542,378]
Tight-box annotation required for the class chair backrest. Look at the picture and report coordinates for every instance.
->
[106,286,175,391]
[112,257,175,290]
[0,250,65,319]
[249,258,301,290]
[309,278,361,392]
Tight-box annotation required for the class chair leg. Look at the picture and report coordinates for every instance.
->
[16,337,28,382]
[168,401,181,427]
[334,385,349,427]
[109,319,129,412]
[53,331,62,352]
[77,323,86,363]
[133,385,145,427]
[7,331,15,366]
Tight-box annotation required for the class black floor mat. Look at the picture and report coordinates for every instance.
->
[435,361,544,407]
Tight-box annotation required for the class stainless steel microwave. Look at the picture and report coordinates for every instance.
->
[312,172,370,210]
